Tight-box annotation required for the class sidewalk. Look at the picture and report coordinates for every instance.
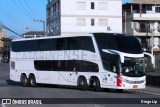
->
[130,86,160,96]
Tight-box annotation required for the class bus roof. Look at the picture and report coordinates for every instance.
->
[12,33,130,42]
[12,33,94,42]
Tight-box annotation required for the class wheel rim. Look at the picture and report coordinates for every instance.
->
[22,76,27,85]
[92,79,100,91]
[78,77,88,90]
[24,78,27,84]
[93,81,97,87]
[30,78,35,86]
[79,79,84,87]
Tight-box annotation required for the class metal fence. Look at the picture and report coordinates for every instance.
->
[143,58,160,73]
[155,60,160,73]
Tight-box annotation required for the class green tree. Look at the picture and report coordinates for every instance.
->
[0,37,11,63]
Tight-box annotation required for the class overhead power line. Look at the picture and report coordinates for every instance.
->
[17,0,35,19]
[0,25,23,38]
[12,0,34,20]
[24,0,38,19]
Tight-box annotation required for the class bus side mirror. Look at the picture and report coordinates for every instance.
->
[102,49,125,63]
[143,52,155,65]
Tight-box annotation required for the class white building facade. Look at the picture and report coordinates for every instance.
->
[47,0,122,36]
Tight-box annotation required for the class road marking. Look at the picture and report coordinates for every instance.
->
[1,104,7,107]
[95,104,105,107]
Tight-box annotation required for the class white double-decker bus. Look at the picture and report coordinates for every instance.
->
[10,33,154,92]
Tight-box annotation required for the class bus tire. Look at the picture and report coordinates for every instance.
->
[21,74,29,87]
[117,89,123,93]
[92,77,101,92]
[104,88,110,92]
[29,75,37,87]
[78,77,88,91]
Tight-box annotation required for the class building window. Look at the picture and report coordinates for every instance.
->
[91,2,95,9]
[146,5,152,11]
[77,2,86,10]
[98,2,108,10]
[99,19,108,26]
[77,18,86,26]
[158,22,160,32]
[47,8,51,17]
[138,22,150,33]
[91,19,95,26]
[155,7,160,13]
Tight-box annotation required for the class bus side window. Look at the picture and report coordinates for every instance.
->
[56,38,69,50]
[113,66,117,73]
[68,37,95,52]
[56,39,63,50]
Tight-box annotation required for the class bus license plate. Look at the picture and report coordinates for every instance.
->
[133,85,138,88]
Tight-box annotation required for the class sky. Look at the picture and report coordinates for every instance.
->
[0,0,128,38]
[0,0,46,38]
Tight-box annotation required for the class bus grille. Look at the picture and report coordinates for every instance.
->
[123,79,144,84]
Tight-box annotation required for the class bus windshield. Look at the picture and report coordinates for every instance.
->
[94,33,143,54]
[94,33,145,77]
[121,58,145,77]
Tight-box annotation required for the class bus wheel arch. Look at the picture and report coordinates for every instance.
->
[77,76,88,91]
[29,74,37,87]
[89,76,101,91]
[20,73,29,87]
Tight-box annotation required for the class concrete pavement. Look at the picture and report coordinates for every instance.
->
[130,86,160,96]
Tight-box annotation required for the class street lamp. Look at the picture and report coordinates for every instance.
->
[33,20,46,36]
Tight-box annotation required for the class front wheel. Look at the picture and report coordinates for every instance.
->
[117,89,123,93]
[78,77,88,91]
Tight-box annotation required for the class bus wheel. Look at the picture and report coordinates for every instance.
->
[104,88,110,92]
[78,77,88,91]
[92,78,101,92]
[117,89,123,93]
[21,74,28,87]
[29,75,37,87]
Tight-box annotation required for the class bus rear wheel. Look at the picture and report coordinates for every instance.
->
[29,75,37,87]
[92,78,101,92]
[78,77,88,91]
[21,74,28,87]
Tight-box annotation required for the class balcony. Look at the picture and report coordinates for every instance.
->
[133,28,160,37]
[127,11,160,21]
[135,28,152,33]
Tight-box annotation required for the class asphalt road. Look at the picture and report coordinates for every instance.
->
[0,63,160,107]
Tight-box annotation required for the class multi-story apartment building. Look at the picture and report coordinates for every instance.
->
[47,0,122,36]
[123,0,160,53]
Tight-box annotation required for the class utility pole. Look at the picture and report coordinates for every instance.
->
[151,22,158,68]
[33,20,46,36]
[151,23,154,57]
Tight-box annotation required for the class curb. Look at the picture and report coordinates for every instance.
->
[128,90,160,96]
